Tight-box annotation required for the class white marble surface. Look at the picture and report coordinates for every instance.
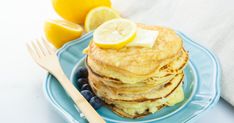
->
[0,0,234,122]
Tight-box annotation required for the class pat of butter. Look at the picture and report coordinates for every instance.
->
[127,28,159,48]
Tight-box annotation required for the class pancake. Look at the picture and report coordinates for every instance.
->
[107,84,184,118]
[86,24,183,83]
[88,68,176,94]
[90,82,184,118]
[86,48,188,89]
[89,73,184,101]
[109,104,165,119]
[88,67,171,95]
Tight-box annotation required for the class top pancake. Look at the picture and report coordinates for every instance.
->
[87,24,183,76]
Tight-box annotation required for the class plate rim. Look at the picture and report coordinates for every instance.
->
[43,32,221,123]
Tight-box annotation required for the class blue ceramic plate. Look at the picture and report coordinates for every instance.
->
[43,32,221,123]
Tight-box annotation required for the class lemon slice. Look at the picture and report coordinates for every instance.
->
[85,7,120,32]
[44,19,83,48]
[93,19,137,49]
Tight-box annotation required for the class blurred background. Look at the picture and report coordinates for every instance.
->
[0,0,234,122]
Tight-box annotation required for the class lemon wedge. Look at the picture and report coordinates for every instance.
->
[44,19,83,48]
[85,7,120,32]
[93,19,137,49]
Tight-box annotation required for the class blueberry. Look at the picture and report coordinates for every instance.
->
[77,67,88,78]
[77,78,88,89]
[81,84,92,91]
[89,96,103,109]
[81,90,93,101]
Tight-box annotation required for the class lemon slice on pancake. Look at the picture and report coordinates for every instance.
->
[93,19,137,49]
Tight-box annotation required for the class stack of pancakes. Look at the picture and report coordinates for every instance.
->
[85,24,189,118]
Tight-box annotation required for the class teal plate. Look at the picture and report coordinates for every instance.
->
[43,32,221,123]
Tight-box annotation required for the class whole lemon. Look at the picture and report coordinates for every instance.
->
[51,0,111,24]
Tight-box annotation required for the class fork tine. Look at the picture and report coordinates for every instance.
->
[31,41,42,57]
[41,37,56,54]
[26,43,38,59]
[36,39,46,56]
[40,38,51,54]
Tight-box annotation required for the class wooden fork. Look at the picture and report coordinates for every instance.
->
[26,38,105,123]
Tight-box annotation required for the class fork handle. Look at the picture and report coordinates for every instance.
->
[55,72,106,123]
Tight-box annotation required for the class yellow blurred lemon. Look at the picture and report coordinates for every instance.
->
[85,7,120,32]
[51,0,111,24]
[93,19,137,49]
[44,19,83,48]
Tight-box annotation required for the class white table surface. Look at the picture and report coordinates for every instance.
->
[0,0,234,122]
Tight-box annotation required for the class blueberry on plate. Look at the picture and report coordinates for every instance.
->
[89,96,103,109]
[77,67,88,78]
[81,84,92,91]
[81,90,93,101]
[77,78,88,89]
